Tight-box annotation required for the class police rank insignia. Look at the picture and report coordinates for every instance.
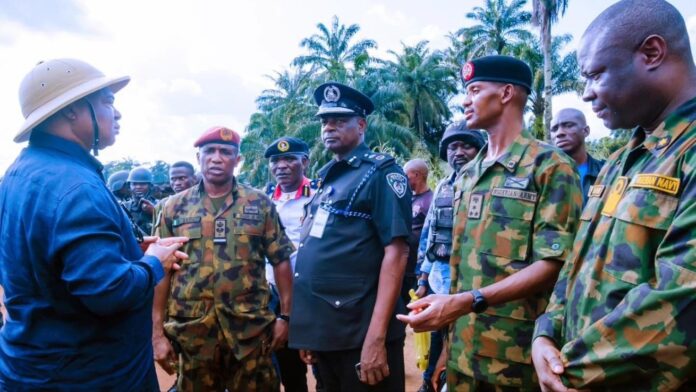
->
[386,173,407,198]
[324,85,340,102]
[278,140,290,152]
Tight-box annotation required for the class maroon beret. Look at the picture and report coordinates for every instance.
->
[193,126,241,148]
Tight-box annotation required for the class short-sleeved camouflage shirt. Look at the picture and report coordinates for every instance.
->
[448,130,582,387]
[534,97,696,390]
[156,180,294,360]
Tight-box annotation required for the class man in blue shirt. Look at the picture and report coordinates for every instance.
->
[550,108,606,206]
[0,58,187,390]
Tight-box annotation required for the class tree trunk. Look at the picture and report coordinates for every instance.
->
[542,21,553,141]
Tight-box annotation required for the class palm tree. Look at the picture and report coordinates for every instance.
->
[512,34,582,139]
[383,41,457,149]
[532,0,569,138]
[292,15,377,82]
[455,0,533,58]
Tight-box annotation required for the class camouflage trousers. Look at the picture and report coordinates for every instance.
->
[172,325,278,392]
[447,368,540,392]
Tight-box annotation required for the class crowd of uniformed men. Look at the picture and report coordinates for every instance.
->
[0,0,694,391]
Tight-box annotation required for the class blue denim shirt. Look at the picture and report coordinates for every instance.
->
[0,133,163,390]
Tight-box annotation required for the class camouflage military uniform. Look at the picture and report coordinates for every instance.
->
[156,180,294,391]
[534,98,696,390]
[124,192,158,235]
[448,130,582,390]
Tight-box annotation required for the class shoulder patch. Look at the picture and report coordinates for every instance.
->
[386,173,408,198]
[503,176,529,189]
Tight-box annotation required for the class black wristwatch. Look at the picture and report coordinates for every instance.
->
[277,314,290,322]
[470,289,488,313]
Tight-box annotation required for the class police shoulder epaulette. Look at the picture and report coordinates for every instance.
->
[363,152,395,168]
[302,183,312,197]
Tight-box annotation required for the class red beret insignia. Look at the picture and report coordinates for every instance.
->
[462,62,475,81]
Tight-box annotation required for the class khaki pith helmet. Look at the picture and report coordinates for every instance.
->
[15,58,130,143]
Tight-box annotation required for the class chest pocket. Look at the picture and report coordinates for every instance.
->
[232,212,265,262]
[482,193,535,262]
[606,188,678,284]
[173,218,202,240]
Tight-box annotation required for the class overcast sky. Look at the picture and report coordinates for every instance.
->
[1,0,695,174]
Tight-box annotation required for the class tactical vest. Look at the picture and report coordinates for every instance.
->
[426,179,455,261]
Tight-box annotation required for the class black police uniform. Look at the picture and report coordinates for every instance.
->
[289,82,412,392]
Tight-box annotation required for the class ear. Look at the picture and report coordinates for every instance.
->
[59,102,81,121]
[301,156,309,170]
[500,84,515,105]
[196,151,201,164]
[638,34,667,71]
[583,125,590,138]
[357,117,367,135]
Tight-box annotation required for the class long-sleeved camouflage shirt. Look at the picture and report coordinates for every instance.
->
[449,130,582,387]
[156,180,294,360]
[534,97,696,391]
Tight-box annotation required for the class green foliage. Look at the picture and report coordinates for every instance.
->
[237,3,625,188]
[587,129,632,159]
[103,158,141,182]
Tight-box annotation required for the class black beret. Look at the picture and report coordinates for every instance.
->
[461,55,532,93]
[264,137,309,158]
[439,122,486,161]
[313,82,374,117]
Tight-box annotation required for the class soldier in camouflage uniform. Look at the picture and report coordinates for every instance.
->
[398,56,582,391]
[532,1,696,391]
[152,126,294,391]
[124,166,158,235]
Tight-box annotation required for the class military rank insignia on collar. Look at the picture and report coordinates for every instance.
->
[386,173,407,198]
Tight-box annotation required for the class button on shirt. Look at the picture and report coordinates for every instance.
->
[0,133,164,390]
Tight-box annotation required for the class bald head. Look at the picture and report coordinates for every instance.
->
[579,0,696,130]
[404,159,429,194]
[550,108,590,160]
[583,0,692,63]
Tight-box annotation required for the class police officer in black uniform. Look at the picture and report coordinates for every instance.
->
[289,82,412,392]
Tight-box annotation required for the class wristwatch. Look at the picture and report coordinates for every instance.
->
[470,289,488,313]
[277,314,290,322]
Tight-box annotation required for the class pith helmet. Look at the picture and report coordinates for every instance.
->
[15,58,130,143]
[127,167,153,183]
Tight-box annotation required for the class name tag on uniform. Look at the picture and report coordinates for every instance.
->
[214,218,227,244]
[601,176,629,217]
[309,208,329,238]
[630,174,680,195]
[588,185,605,198]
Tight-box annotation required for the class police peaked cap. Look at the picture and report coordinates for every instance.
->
[439,122,486,161]
[461,55,532,94]
[313,82,374,117]
[264,137,309,158]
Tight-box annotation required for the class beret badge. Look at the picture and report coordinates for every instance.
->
[462,62,475,81]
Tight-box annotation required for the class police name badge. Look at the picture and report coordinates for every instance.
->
[214,218,227,244]
[309,208,330,238]
[386,173,407,198]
